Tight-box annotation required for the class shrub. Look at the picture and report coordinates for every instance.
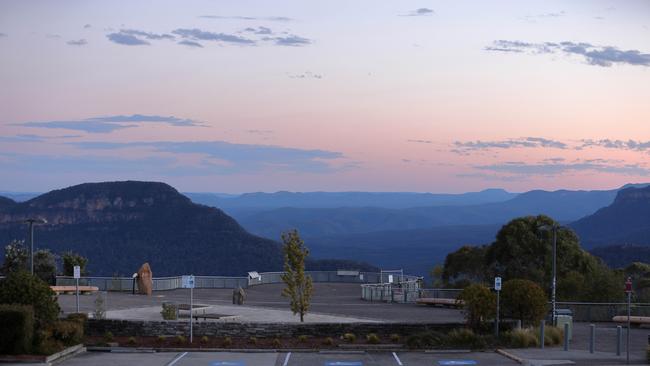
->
[62,252,88,277]
[200,335,209,344]
[323,337,334,346]
[406,334,421,349]
[342,333,356,343]
[93,293,106,320]
[366,333,380,344]
[508,328,539,348]
[0,304,34,355]
[249,336,258,345]
[647,345,650,364]
[445,328,486,349]
[405,332,445,349]
[33,250,57,285]
[272,338,282,347]
[298,335,308,343]
[222,337,232,347]
[127,336,137,346]
[390,334,400,343]
[103,331,114,343]
[501,279,547,326]
[544,326,563,346]
[175,335,186,344]
[0,271,60,328]
[156,335,166,344]
[49,320,83,346]
[457,284,496,330]
[66,313,88,324]
[161,302,178,320]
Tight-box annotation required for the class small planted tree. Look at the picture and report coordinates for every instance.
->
[2,240,28,274]
[457,284,496,330]
[501,279,547,326]
[280,230,313,322]
[62,252,88,276]
[34,250,57,285]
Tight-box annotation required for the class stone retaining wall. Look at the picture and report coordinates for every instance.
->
[86,319,463,338]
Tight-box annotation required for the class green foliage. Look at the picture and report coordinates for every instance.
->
[33,250,57,285]
[66,313,88,324]
[298,335,308,343]
[543,326,563,346]
[280,230,313,322]
[48,320,83,346]
[507,328,539,348]
[62,252,88,277]
[430,265,444,288]
[272,338,281,347]
[175,335,186,344]
[342,333,356,343]
[248,336,257,345]
[323,337,334,346]
[646,345,650,364]
[0,271,60,328]
[390,333,400,343]
[161,302,178,320]
[93,293,106,320]
[0,304,34,354]
[501,279,547,326]
[445,328,486,349]
[156,335,165,344]
[103,331,114,343]
[2,240,28,274]
[457,284,496,330]
[366,333,380,344]
[222,336,232,347]
[127,336,137,346]
[443,245,487,285]
[405,331,445,349]
[200,335,209,344]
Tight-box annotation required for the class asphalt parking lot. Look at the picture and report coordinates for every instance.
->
[60,351,517,366]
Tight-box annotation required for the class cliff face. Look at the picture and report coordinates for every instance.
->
[0,181,283,276]
[571,186,650,248]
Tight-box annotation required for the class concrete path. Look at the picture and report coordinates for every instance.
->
[502,347,647,365]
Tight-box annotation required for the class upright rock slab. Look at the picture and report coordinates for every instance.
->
[137,262,153,296]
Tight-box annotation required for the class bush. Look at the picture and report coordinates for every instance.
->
[366,333,380,344]
[62,252,88,277]
[457,284,496,330]
[222,337,232,347]
[501,279,547,326]
[272,338,281,347]
[200,336,209,344]
[33,250,57,285]
[0,271,60,328]
[161,303,178,320]
[249,336,257,345]
[298,335,308,343]
[175,335,186,344]
[544,326,563,346]
[390,334,400,343]
[49,320,83,346]
[323,337,334,346]
[508,328,539,348]
[127,336,137,346]
[156,335,165,344]
[445,328,486,349]
[103,331,114,343]
[342,333,356,343]
[646,345,650,364]
[66,313,88,324]
[93,293,106,320]
[0,304,34,354]
[406,331,445,349]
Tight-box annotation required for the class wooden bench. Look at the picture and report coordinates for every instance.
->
[416,298,464,308]
[612,315,650,327]
[50,285,99,295]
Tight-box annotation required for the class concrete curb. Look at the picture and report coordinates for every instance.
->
[0,344,85,365]
[496,348,525,364]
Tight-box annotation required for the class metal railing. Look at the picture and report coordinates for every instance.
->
[555,301,650,322]
[55,271,419,292]
[361,280,426,303]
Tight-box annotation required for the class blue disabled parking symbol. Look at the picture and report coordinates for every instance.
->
[324,362,363,366]
[438,361,477,366]
[210,362,245,366]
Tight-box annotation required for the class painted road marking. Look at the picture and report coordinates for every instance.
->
[282,352,291,366]
[166,352,188,366]
[324,362,363,366]
[438,361,477,366]
[392,352,403,366]
[210,362,245,366]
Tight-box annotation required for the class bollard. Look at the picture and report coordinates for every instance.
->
[564,323,569,351]
[589,324,595,354]
[540,320,545,349]
[617,326,622,356]
[516,319,522,329]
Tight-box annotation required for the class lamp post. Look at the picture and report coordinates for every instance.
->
[24,218,47,275]
[539,223,558,326]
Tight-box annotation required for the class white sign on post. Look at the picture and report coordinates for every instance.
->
[182,275,195,289]
[73,265,81,279]
[494,277,502,291]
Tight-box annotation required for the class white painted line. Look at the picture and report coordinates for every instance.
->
[282,352,292,366]
[166,351,188,366]
[392,352,403,366]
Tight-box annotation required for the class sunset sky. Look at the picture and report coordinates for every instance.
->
[1,0,649,193]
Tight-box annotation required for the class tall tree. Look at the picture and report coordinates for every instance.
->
[280,230,313,322]
[62,251,88,276]
[1,240,28,274]
[33,249,57,285]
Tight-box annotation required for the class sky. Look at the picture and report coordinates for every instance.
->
[1,0,649,193]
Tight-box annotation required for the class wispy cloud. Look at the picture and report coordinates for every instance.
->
[199,15,293,22]
[272,35,311,46]
[522,11,566,22]
[401,8,434,16]
[407,139,433,144]
[84,24,92,29]
[15,114,201,133]
[580,139,650,152]
[66,39,88,46]
[485,40,650,67]
[243,26,273,35]
[474,160,650,176]
[287,71,322,79]
[178,40,203,48]
[0,33,7,38]
[107,32,150,46]
[172,28,255,45]
[452,137,567,154]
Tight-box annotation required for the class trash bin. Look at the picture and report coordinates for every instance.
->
[556,314,572,341]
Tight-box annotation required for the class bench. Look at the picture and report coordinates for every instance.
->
[416,298,464,308]
[612,315,650,327]
[50,285,99,295]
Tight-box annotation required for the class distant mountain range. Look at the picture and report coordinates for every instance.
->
[0,182,376,276]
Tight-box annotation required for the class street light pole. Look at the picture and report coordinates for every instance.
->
[24,218,47,275]
[551,224,557,326]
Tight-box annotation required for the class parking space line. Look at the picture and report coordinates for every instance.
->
[282,352,291,366]
[166,352,188,366]
[392,352,403,366]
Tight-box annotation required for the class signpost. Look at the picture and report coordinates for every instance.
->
[495,276,502,338]
[182,275,195,343]
[625,277,632,364]
[73,265,80,313]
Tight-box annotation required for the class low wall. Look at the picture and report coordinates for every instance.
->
[86,319,462,338]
